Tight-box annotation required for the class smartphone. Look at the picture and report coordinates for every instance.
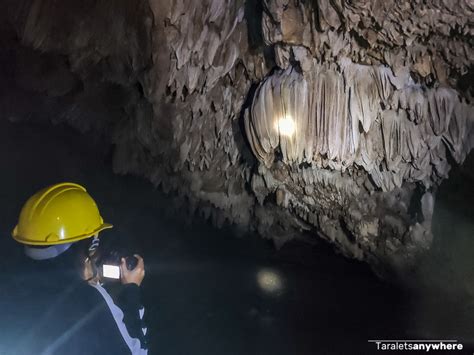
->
[102,264,120,279]
[101,256,138,279]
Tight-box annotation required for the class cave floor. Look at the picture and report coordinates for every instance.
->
[0,118,472,355]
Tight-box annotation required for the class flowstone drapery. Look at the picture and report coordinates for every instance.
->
[246,62,473,191]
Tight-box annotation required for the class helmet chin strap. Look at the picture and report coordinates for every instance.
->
[24,243,73,260]
[86,235,101,281]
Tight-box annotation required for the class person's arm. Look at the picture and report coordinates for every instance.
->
[117,255,148,350]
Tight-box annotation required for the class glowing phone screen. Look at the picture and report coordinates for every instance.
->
[103,264,120,279]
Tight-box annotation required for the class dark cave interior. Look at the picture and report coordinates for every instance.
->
[0,0,473,354]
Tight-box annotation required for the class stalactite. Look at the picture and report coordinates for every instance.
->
[245,60,473,192]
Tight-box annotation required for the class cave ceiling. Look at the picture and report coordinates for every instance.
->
[2,0,473,276]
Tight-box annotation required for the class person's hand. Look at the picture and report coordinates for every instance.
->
[120,254,145,287]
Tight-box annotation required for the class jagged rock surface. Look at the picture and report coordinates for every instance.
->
[1,0,473,276]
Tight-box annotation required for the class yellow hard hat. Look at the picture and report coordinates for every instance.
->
[12,182,113,246]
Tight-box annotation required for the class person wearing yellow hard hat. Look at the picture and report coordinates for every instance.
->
[11,182,148,355]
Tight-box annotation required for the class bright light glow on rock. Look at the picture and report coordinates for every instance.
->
[257,269,283,293]
[275,116,296,137]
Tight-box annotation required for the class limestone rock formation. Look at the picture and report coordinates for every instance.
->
[1,0,473,276]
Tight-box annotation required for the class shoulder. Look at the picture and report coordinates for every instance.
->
[11,279,131,355]
[57,283,132,355]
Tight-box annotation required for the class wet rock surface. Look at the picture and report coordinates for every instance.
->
[1,0,473,275]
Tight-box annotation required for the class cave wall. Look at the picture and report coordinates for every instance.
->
[2,0,473,276]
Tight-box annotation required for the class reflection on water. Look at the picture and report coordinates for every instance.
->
[257,268,284,294]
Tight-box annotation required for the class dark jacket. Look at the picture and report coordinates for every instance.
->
[0,250,147,355]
